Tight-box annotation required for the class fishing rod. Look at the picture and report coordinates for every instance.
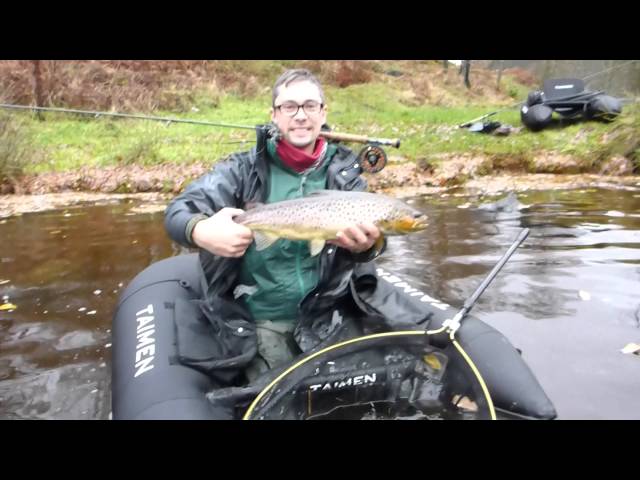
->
[458,104,521,129]
[440,228,530,335]
[0,103,400,173]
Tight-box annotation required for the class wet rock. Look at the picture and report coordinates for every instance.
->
[599,156,634,176]
[0,362,108,419]
[415,157,435,173]
[136,179,152,192]
[55,331,96,351]
[433,155,486,185]
[532,154,585,174]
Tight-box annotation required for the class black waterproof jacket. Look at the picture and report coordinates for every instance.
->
[164,128,429,382]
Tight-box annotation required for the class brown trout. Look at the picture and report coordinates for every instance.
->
[234,190,428,256]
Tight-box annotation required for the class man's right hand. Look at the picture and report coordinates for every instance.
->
[192,208,254,257]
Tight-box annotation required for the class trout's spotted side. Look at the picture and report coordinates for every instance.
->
[234,191,427,255]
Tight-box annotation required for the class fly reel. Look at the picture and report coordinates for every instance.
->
[358,144,387,173]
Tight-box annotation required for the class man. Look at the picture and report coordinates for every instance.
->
[164,69,386,384]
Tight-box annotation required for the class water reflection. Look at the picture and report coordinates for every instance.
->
[0,199,174,419]
[384,188,640,419]
[1,188,639,419]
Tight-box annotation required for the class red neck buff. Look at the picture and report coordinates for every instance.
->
[276,137,326,173]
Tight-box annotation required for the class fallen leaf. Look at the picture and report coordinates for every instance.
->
[578,290,591,301]
[621,343,640,355]
[452,395,478,412]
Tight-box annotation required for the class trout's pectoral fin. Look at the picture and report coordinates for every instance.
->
[309,239,326,256]
[254,232,279,251]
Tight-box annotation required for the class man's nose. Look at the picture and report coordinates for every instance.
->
[292,107,309,120]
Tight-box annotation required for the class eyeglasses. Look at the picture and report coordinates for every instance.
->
[274,100,323,117]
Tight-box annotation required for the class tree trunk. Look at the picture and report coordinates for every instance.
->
[496,60,504,91]
[31,60,44,121]
[461,60,471,89]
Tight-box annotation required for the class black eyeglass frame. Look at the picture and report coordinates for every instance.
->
[273,101,324,117]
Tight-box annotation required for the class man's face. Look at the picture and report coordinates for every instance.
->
[271,80,327,152]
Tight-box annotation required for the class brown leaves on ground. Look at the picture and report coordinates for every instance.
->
[0,60,530,113]
[10,153,637,199]
[0,61,227,112]
[300,61,374,88]
[12,163,211,195]
[503,68,539,87]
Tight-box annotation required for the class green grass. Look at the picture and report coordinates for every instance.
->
[25,94,273,172]
[7,82,640,175]
[327,83,633,166]
[592,103,640,171]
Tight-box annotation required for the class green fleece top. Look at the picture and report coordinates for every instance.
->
[237,139,338,323]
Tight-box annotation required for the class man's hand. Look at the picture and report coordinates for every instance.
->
[328,222,380,254]
[192,208,254,257]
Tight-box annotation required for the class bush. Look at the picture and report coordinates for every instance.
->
[0,61,227,112]
[0,114,37,193]
[594,105,640,172]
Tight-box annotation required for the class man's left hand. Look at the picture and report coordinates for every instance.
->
[328,222,380,253]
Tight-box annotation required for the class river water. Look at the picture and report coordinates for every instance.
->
[1,187,639,419]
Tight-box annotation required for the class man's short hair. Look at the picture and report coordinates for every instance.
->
[272,69,325,106]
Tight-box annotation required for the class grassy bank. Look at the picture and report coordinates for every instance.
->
[1,60,638,189]
[11,88,639,172]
